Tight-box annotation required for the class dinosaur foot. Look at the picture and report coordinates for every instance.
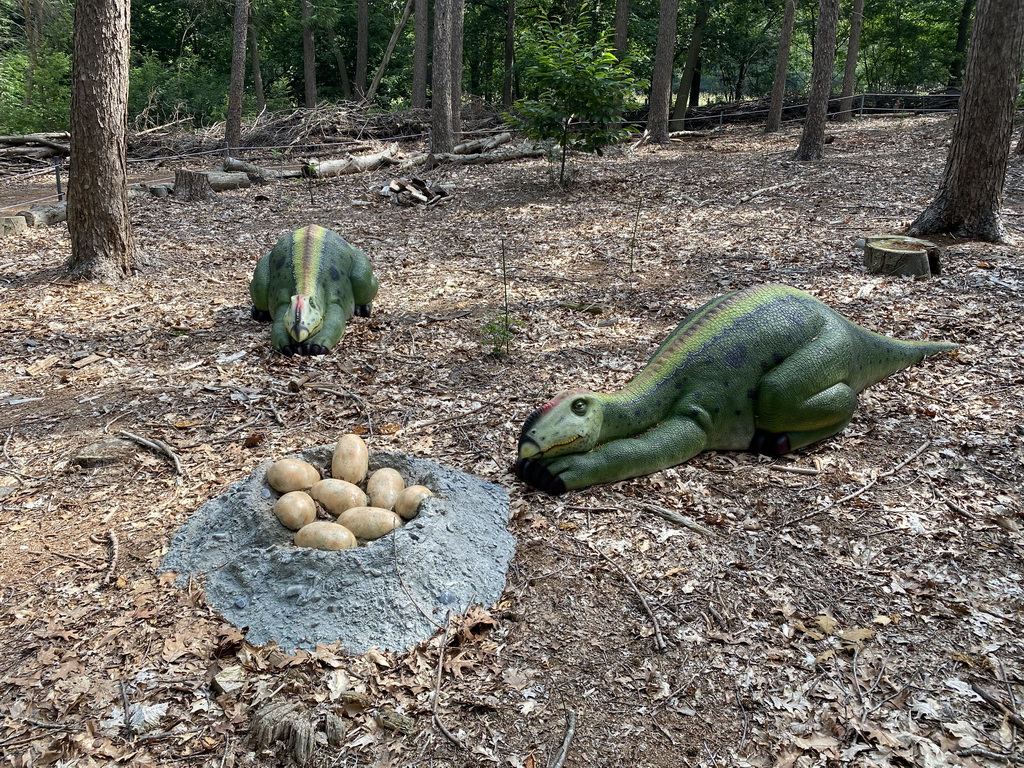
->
[252,307,272,322]
[276,343,331,357]
[513,458,567,496]
[354,304,372,318]
[749,430,792,457]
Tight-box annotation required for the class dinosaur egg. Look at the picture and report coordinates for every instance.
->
[294,521,357,551]
[366,468,405,510]
[395,485,433,520]
[273,490,317,530]
[267,458,320,492]
[332,434,369,485]
[336,506,403,541]
[310,478,368,517]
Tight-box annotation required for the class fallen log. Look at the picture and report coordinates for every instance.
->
[16,202,66,226]
[0,133,71,154]
[452,132,512,155]
[305,143,399,177]
[223,156,302,181]
[204,171,251,191]
[381,177,449,206]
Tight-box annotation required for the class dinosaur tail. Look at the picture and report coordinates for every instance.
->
[849,325,957,392]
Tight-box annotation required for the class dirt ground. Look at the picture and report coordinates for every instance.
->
[0,115,1022,768]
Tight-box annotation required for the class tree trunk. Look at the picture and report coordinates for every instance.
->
[766,0,797,133]
[502,0,516,107]
[226,0,249,152]
[450,0,464,123]
[670,1,708,132]
[793,0,840,161]
[174,169,219,201]
[23,0,39,108]
[908,0,1024,242]
[356,0,369,96]
[66,0,136,281]
[614,0,629,60]
[325,27,352,100]
[835,0,863,122]
[431,0,458,152]
[647,0,681,143]
[300,0,316,108]
[365,0,414,102]
[248,18,267,113]
[947,0,976,89]
[413,0,429,108]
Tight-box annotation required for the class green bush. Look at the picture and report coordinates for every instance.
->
[0,50,72,133]
[507,9,638,184]
[129,52,230,127]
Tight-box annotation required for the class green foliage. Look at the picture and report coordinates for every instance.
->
[507,8,638,184]
[129,52,230,126]
[0,50,72,132]
[859,0,965,91]
[480,314,524,358]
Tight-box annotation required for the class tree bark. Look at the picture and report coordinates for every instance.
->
[836,0,864,122]
[670,1,709,132]
[356,0,369,96]
[793,0,840,161]
[300,0,316,108]
[431,0,458,152]
[325,27,353,100]
[413,0,429,108]
[947,0,976,90]
[450,0,464,122]
[248,17,266,113]
[226,0,249,151]
[614,0,629,60]
[174,169,219,201]
[66,0,137,281]
[502,0,516,108]
[908,0,1024,242]
[766,0,797,133]
[647,0,681,143]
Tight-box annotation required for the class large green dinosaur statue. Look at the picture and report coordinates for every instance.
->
[249,225,379,356]
[515,284,956,494]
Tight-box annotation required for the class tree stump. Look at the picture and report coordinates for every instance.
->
[173,169,218,202]
[1,216,27,236]
[859,235,942,277]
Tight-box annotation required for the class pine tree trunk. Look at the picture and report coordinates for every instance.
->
[356,0,369,96]
[226,0,249,152]
[647,0,680,143]
[248,18,266,114]
[65,0,136,281]
[793,0,840,161]
[413,0,429,108]
[614,0,629,60]
[431,0,457,152]
[365,0,414,103]
[908,0,1024,242]
[836,0,864,123]
[766,0,796,133]
[947,0,976,89]
[670,2,708,132]
[450,0,464,131]
[502,0,516,108]
[325,28,352,100]
[300,0,316,107]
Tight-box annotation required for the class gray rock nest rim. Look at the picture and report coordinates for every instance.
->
[160,447,515,654]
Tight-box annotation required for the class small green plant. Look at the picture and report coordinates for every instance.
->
[480,239,522,358]
[507,7,638,185]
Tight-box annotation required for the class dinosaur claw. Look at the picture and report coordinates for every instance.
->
[252,307,272,322]
[514,458,567,496]
[277,345,296,357]
[750,430,792,457]
[354,304,372,318]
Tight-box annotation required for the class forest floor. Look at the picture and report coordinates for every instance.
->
[0,114,1022,768]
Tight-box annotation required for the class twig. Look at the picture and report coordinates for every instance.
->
[548,710,577,768]
[431,614,464,749]
[118,430,183,475]
[641,503,715,538]
[781,441,931,528]
[590,544,667,653]
[102,530,119,586]
[956,748,1024,764]
[737,179,800,204]
[771,464,821,476]
[972,683,1024,730]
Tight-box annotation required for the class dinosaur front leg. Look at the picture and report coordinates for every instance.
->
[299,303,348,356]
[518,417,710,494]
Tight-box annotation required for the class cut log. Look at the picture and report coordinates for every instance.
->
[381,177,449,205]
[1,216,28,236]
[305,143,399,177]
[452,132,512,154]
[223,156,302,181]
[203,171,251,191]
[859,235,942,277]
[173,169,218,202]
[16,202,66,227]
[0,133,71,154]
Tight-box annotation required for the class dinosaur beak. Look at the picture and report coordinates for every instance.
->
[288,295,313,342]
[518,438,541,460]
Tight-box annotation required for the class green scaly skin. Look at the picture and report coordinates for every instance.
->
[515,284,957,494]
[248,225,379,356]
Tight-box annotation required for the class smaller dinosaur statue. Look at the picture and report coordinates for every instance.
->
[249,225,379,356]
[515,284,956,495]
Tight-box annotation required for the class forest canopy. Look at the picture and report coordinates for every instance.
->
[1,0,978,134]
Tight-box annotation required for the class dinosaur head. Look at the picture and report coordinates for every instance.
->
[518,390,603,460]
[284,294,324,343]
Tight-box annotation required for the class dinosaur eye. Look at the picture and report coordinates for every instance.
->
[571,398,587,416]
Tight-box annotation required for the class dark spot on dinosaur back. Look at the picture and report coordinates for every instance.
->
[724,344,748,369]
[747,388,758,400]
[329,266,341,282]
[274,256,286,270]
